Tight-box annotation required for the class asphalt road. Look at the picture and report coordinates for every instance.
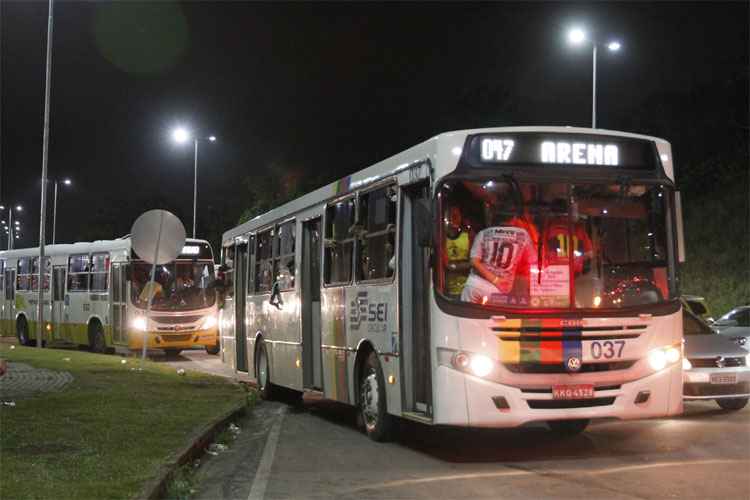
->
[159,350,750,500]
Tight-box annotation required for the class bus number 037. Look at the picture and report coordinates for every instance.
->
[590,340,625,359]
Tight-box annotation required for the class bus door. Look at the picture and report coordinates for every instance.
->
[3,269,14,335]
[110,263,127,345]
[301,218,323,389]
[51,266,67,342]
[400,182,433,416]
[235,239,249,373]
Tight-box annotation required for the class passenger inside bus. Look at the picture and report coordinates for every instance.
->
[460,185,537,306]
[443,205,474,297]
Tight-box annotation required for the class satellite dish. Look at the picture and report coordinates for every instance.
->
[130,210,186,265]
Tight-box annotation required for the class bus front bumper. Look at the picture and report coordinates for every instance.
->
[127,328,219,351]
[433,363,683,428]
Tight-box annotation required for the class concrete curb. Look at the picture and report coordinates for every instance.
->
[139,399,248,500]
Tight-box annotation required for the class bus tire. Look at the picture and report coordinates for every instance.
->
[164,349,182,358]
[548,419,589,435]
[359,351,394,442]
[205,342,220,355]
[256,340,275,400]
[16,317,31,346]
[89,322,106,354]
[717,398,748,411]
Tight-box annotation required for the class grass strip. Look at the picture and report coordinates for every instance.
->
[0,345,246,500]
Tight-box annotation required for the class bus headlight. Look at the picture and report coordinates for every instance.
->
[449,351,494,378]
[648,344,681,371]
[200,315,217,330]
[469,354,494,378]
[131,316,147,332]
[682,358,692,370]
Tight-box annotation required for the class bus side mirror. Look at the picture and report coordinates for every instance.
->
[414,199,433,248]
[675,191,686,263]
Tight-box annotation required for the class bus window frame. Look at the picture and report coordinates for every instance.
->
[67,253,91,293]
[274,218,297,292]
[254,226,275,294]
[90,252,110,293]
[16,257,31,291]
[354,182,398,285]
[431,173,682,319]
[322,194,357,288]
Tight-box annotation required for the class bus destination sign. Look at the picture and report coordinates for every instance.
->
[468,133,658,170]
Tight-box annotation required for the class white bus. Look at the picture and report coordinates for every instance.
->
[0,237,219,356]
[219,127,685,440]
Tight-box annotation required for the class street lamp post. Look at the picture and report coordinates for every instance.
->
[51,178,71,245]
[171,128,216,238]
[567,27,621,128]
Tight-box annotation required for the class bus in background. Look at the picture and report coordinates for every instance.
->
[0,237,219,356]
[219,126,685,441]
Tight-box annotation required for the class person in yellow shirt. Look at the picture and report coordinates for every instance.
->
[443,206,473,296]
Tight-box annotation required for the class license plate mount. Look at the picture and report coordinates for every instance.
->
[552,384,595,400]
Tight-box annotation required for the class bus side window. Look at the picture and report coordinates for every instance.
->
[17,258,30,291]
[357,186,397,281]
[255,230,273,293]
[223,244,235,299]
[324,199,355,285]
[68,254,90,292]
[91,253,109,292]
[275,221,296,291]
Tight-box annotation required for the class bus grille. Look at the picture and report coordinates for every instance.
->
[684,382,750,397]
[688,357,746,368]
[527,397,616,409]
[153,315,203,325]
[161,334,192,342]
[505,361,635,374]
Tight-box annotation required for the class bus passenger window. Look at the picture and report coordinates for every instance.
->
[223,244,235,299]
[324,199,355,285]
[255,230,273,293]
[357,187,397,281]
[275,221,296,290]
[16,258,31,291]
[91,253,109,292]
[68,254,91,292]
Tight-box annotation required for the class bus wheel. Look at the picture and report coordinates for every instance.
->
[256,341,275,400]
[717,398,748,411]
[359,351,394,442]
[16,317,31,346]
[548,419,589,435]
[164,349,182,358]
[89,322,106,354]
[205,342,220,355]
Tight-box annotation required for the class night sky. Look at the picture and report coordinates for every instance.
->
[0,1,747,249]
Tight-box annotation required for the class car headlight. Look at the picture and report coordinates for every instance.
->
[200,315,217,330]
[682,358,692,370]
[746,353,750,366]
[648,344,681,371]
[131,316,147,332]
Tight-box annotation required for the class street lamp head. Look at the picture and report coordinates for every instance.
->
[568,28,586,45]
[63,178,72,185]
[0,205,4,210]
[607,41,621,52]
[172,127,191,144]
[15,205,22,212]
[208,135,217,142]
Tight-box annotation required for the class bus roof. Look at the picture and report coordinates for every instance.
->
[223,126,673,242]
[0,237,211,260]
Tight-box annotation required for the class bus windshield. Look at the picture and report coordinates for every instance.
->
[437,179,676,311]
[131,260,216,311]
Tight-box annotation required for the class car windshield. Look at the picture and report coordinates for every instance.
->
[437,179,676,311]
[131,260,216,311]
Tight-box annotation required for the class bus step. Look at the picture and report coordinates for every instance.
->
[402,412,433,425]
